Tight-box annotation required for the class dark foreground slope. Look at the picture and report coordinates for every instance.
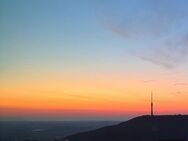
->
[63,115,188,141]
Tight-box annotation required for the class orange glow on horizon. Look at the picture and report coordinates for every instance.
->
[1,71,188,119]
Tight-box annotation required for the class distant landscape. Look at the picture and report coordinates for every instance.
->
[1,115,188,141]
[0,121,120,141]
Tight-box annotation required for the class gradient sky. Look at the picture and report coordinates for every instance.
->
[1,0,188,120]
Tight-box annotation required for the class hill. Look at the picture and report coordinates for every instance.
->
[62,115,188,141]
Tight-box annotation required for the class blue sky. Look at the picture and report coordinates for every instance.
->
[1,0,188,71]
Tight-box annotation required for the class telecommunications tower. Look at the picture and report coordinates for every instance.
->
[151,91,154,116]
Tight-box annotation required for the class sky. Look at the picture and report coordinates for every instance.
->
[1,0,188,121]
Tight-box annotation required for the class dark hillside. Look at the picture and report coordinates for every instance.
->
[63,115,188,141]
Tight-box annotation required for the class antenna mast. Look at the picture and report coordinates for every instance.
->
[151,91,154,116]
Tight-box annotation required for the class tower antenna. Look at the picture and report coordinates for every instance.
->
[151,91,154,116]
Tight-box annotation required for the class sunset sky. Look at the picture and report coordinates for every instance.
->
[1,0,188,120]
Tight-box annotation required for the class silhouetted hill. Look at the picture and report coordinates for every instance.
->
[63,115,188,141]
